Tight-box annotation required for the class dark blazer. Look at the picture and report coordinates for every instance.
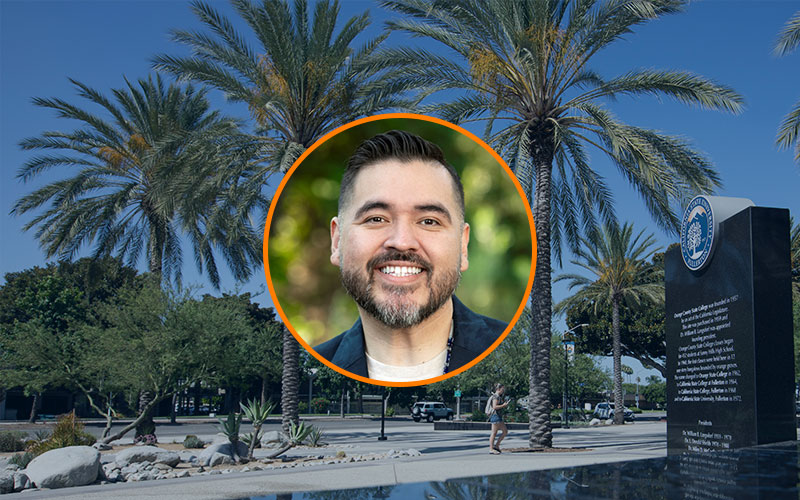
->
[314,296,508,378]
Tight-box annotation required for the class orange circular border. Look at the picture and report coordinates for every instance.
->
[263,113,537,387]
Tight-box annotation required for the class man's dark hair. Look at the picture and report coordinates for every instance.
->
[338,130,465,218]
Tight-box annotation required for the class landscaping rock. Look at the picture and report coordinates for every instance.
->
[178,451,198,463]
[0,471,14,494]
[260,431,284,445]
[25,446,100,489]
[4,464,19,472]
[13,472,31,492]
[100,454,117,465]
[116,446,180,467]
[208,452,234,467]
[176,470,190,478]
[589,418,602,426]
[198,441,248,466]
[92,442,112,451]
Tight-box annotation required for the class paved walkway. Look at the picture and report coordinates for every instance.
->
[5,421,668,499]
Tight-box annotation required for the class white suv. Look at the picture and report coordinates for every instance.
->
[410,402,454,422]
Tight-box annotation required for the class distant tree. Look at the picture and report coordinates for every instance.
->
[99,282,253,444]
[555,223,662,424]
[550,334,611,408]
[641,377,666,407]
[775,11,800,163]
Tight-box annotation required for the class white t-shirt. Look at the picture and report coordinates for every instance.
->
[365,322,454,382]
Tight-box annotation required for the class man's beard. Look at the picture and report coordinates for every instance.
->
[340,250,461,329]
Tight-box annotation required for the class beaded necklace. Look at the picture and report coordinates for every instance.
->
[442,322,455,374]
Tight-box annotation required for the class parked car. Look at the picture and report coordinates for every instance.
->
[593,402,635,422]
[410,402,454,422]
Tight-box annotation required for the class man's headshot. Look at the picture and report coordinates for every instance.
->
[265,115,534,385]
[316,130,505,381]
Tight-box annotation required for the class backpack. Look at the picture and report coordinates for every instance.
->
[485,394,496,417]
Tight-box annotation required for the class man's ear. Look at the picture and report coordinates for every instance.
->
[460,222,470,272]
[330,216,341,267]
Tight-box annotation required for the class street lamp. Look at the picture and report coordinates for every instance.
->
[307,368,318,414]
[562,323,588,429]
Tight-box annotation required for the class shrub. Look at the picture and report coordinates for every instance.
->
[298,401,308,414]
[335,450,346,458]
[0,431,27,452]
[470,408,487,422]
[183,435,205,449]
[8,451,35,468]
[385,407,395,417]
[631,407,643,414]
[310,397,329,414]
[27,411,95,456]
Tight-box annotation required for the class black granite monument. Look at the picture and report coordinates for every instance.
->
[665,202,794,454]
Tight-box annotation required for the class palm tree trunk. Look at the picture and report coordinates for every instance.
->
[281,326,300,432]
[528,137,555,448]
[612,296,625,425]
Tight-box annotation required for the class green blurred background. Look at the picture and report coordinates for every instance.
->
[267,118,534,347]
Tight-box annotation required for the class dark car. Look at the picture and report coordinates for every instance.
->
[410,402,454,422]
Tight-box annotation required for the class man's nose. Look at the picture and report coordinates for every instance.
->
[383,220,420,251]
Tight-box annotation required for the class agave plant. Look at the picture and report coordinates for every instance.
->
[216,412,243,462]
[240,398,275,459]
[266,420,313,459]
[306,425,324,447]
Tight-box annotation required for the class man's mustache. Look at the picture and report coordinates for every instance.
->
[366,251,432,274]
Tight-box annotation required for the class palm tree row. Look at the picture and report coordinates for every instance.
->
[15,0,745,445]
[555,222,662,425]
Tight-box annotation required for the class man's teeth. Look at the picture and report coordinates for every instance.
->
[380,266,423,277]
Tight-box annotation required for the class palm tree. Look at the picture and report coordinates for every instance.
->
[12,75,262,288]
[775,10,800,163]
[155,0,413,431]
[12,74,263,438]
[555,222,662,424]
[377,0,742,447]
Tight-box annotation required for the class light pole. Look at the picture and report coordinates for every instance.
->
[307,368,318,414]
[562,323,588,429]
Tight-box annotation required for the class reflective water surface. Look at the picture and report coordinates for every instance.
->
[242,441,800,500]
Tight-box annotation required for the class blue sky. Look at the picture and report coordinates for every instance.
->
[2,1,799,382]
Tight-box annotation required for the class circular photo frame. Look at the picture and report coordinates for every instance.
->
[264,113,536,387]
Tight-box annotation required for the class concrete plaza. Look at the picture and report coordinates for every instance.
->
[5,420,669,499]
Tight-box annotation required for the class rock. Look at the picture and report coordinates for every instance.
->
[120,464,140,476]
[176,470,190,478]
[208,452,234,467]
[0,471,14,494]
[104,469,123,483]
[5,464,19,472]
[209,470,221,475]
[210,433,231,445]
[116,446,180,467]
[198,441,248,466]
[100,454,117,465]
[260,430,284,445]
[93,442,112,451]
[25,446,100,489]
[14,472,31,492]
[589,418,602,426]
[178,451,198,463]
[605,418,614,425]
[0,459,8,470]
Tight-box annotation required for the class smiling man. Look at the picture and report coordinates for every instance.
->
[315,130,508,382]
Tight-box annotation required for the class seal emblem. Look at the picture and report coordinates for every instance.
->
[680,195,714,271]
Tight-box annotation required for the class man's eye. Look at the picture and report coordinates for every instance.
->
[366,216,386,223]
[421,218,440,226]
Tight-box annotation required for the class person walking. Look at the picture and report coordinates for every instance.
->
[487,383,509,454]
